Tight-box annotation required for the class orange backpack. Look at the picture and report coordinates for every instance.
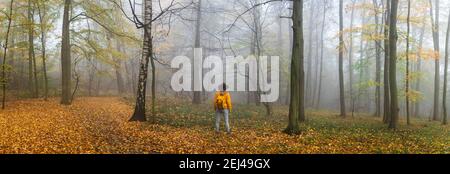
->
[216,93,226,110]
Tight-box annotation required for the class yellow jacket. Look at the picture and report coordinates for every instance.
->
[213,91,232,112]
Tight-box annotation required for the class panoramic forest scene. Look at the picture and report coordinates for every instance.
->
[0,0,449,154]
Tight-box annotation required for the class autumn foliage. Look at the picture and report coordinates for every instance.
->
[0,97,448,154]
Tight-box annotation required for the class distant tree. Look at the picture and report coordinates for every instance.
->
[348,0,356,116]
[305,1,314,107]
[1,0,14,109]
[28,0,38,98]
[113,39,126,95]
[443,4,450,125]
[373,0,382,118]
[383,0,391,124]
[414,22,426,118]
[406,0,411,125]
[338,0,346,118]
[315,1,327,109]
[193,0,202,105]
[430,0,440,121]
[36,0,49,101]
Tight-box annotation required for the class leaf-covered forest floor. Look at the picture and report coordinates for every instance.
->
[0,97,448,154]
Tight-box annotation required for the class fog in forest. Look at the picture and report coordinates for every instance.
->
[2,0,450,124]
[2,0,450,155]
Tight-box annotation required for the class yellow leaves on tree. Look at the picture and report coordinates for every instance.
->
[417,48,440,60]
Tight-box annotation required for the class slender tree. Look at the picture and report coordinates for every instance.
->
[443,6,450,125]
[348,0,356,116]
[250,0,272,115]
[338,0,346,117]
[305,1,314,107]
[286,2,294,106]
[193,0,202,104]
[28,0,37,98]
[373,0,382,117]
[285,0,304,135]
[383,0,391,124]
[37,0,49,101]
[388,0,399,129]
[61,0,72,105]
[430,0,440,121]
[406,0,411,125]
[316,1,327,109]
[2,0,15,109]
[108,34,125,95]
[414,22,426,117]
[356,13,368,113]
[130,0,153,122]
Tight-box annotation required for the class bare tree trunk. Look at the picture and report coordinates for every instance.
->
[19,51,25,91]
[132,59,138,97]
[312,13,320,107]
[123,56,133,95]
[96,63,102,96]
[32,33,39,98]
[37,1,48,101]
[2,0,14,109]
[285,0,304,135]
[88,64,94,96]
[71,59,80,102]
[338,0,346,117]
[348,0,355,116]
[60,0,72,105]
[112,38,125,95]
[405,0,411,125]
[373,0,382,117]
[286,9,293,106]
[28,0,38,98]
[9,32,16,91]
[150,50,156,122]
[383,0,391,124]
[247,68,251,104]
[254,3,271,115]
[254,0,262,107]
[443,5,450,125]
[388,0,399,130]
[414,22,426,117]
[316,1,326,109]
[305,2,314,107]
[430,0,440,121]
[130,0,153,122]
[193,0,202,104]
[118,43,132,95]
[277,3,284,58]
[276,2,287,106]
[357,38,368,113]
[249,6,257,105]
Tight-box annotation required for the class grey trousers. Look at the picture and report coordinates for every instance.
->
[215,109,230,132]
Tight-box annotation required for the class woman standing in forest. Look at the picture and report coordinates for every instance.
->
[214,83,233,134]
